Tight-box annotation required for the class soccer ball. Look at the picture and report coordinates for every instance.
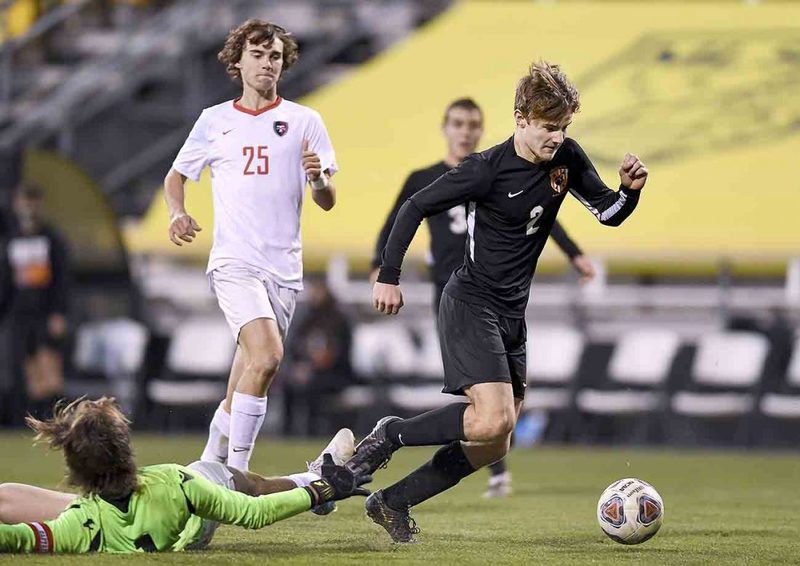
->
[597,478,664,544]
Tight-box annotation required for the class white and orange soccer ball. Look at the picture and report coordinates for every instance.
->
[597,478,664,544]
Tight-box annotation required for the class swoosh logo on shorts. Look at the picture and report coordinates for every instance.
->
[508,190,524,198]
[232,447,248,453]
[222,129,234,135]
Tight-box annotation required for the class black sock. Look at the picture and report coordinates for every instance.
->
[488,458,507,476]
[386,403,468,447]
[383,441,476,510]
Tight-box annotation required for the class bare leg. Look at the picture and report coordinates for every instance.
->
[461,398,523,469]
[0,484,76,524]
[226,318,284,471]
[234,318,283,399]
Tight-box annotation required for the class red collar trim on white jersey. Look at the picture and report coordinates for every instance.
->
[233,96,283,116]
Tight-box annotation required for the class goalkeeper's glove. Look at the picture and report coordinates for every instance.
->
[303,453,372,506]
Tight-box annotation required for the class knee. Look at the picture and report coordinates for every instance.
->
[248,349,283,380]
[470,407,516,442]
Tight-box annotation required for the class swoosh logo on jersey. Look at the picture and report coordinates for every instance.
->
[508,190,525,198]
[222,129,234,135]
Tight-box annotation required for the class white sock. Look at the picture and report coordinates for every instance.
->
[287,472,320,488]
[227,392,268,471]
[201,401,230,463]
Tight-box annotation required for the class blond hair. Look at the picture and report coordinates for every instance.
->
[514,61,580,122]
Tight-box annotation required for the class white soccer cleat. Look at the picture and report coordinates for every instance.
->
[308,428,355,515]
[308,428,356,472]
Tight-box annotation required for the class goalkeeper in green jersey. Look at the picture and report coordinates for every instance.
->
[0,398,371,554]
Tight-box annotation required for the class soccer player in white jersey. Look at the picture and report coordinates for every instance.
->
[163,19,338,473]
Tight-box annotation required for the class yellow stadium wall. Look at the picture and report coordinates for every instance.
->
[127,1,799,275]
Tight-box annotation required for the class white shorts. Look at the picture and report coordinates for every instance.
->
[184,461,236,551]
[208,264,298,342]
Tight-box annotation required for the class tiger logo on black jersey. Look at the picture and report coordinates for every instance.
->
[549,166,569,195]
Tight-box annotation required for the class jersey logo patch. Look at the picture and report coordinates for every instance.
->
[273,121,289,136]
[508,190,524,198]
[549,166,569,195]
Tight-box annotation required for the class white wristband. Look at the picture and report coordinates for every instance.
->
[310,175,328,191]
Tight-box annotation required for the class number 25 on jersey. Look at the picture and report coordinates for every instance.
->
[243,146,269,175]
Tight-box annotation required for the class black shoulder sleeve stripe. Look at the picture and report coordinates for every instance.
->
[180,483,196,515]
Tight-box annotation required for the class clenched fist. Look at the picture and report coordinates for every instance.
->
[619,153,648,191]
[373,282,404,315]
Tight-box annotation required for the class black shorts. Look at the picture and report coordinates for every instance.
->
[437,291,527,399]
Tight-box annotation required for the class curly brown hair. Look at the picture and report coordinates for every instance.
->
[514,61,580,123]
[26,397,138,499]
[217,19,299,83]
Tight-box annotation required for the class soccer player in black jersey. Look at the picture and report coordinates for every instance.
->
[370,98,594,313]
[348,61,649,543]
[370,98,595,499]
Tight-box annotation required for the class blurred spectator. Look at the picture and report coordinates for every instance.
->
[5,181,71,422]
[283,277,353,436]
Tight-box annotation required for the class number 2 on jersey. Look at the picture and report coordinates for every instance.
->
[243,146,269,175]
[526,205,544,236]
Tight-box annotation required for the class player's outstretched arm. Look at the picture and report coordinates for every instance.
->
[164,168,202,246]
[183,459,370,530]
[0,505,94,554]
[374,156,492,315]
[370,172,421,282]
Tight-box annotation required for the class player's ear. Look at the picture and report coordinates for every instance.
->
[514,109,527,128]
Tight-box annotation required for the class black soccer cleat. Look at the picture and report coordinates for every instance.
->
[365,490,420,544]
[346,416,403,477]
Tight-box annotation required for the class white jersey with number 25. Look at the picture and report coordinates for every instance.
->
[172,97,338,290]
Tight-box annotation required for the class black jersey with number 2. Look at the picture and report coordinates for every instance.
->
[378,137,641,318]
[372,162,584,290]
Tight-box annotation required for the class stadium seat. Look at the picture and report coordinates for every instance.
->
[576,329,681,442]
[410,320,445,381]
[522,325,585,441]
[145,315,235,429]
[757,336,800,445]
[760,338,800,417]
[68,318,149,413]
[334,321,419,429]
[388,384,459,414]
[524,325,584,412]
[350,321,417,379]
[670,331,769,445]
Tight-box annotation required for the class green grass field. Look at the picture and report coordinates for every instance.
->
[0,432,798,565]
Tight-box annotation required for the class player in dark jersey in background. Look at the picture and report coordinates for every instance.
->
[5,182,70,423]
[370,98,595,499]
[350,61,648,543]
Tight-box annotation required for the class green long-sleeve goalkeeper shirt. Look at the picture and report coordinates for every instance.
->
[0,463,312,554]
